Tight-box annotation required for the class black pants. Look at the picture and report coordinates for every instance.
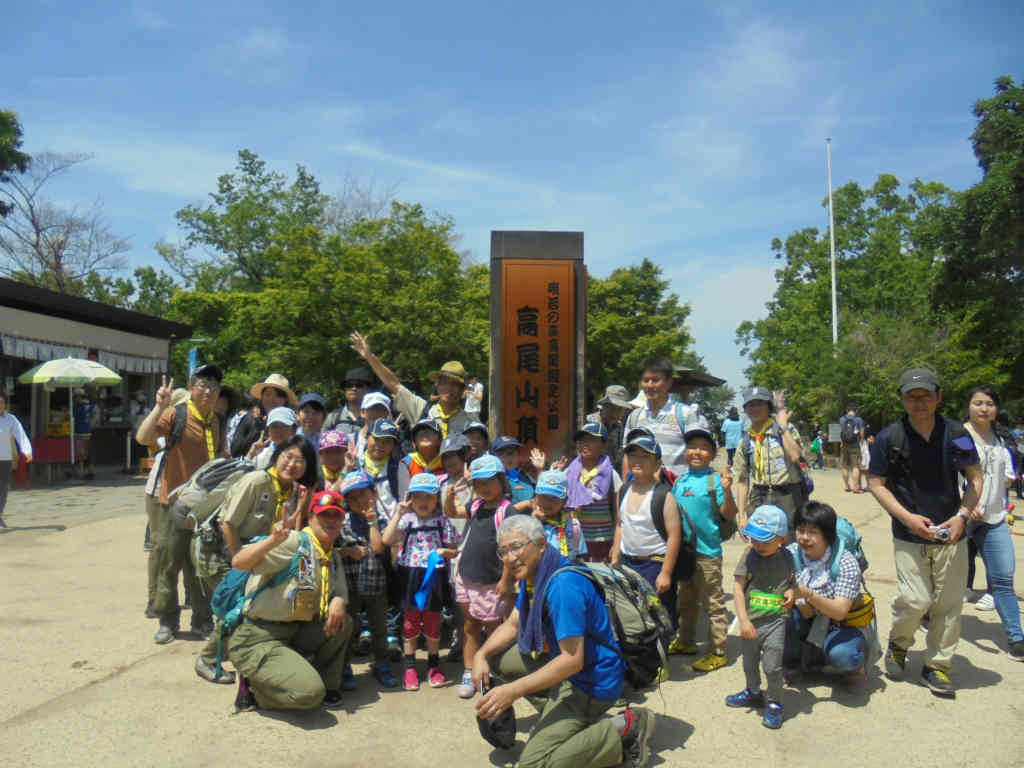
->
[0,460,11,519]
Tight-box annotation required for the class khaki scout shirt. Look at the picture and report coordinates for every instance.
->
[244,531,348,623]
[392,384,471,436]
[219,470,283,541]
[733,424,804,487]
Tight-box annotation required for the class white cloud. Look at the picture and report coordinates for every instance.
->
[235,26,293,59]
[331,142,498,184]
[206,26,298,83]
[132,6,170,30]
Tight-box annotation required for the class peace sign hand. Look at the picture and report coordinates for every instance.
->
[155,376,174,409]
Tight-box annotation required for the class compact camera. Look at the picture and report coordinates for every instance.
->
[928,525,951,542]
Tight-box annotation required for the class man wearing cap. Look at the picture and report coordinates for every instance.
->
[136,364,225,645]
[230,374,299,457]
[247,406,298,470]
[586,385,632,471]
[350,330,471,440]
[324,367,375,433]
[732,386,805,538]
[297,392,327,456]
[228,490,352,710]
[621,357,699,479]
[868,367,983,697]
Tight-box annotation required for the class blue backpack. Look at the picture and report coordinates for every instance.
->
[792,516,868,579]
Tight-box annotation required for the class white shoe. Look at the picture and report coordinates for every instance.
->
[965,588,986,603]
[976,593,995,611]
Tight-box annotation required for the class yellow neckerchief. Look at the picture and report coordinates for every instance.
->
[546,511,571,556]
[267,467,291,523]
[322,465,341,485]
[188,400,216,460]
[301,526,333,620]
[748,418,775,483]
[409,451,443,474]
[363,452,387,478]
[579,465,601,487]
[434,401,462,439]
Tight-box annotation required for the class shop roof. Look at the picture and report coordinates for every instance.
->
[0,277,192,340]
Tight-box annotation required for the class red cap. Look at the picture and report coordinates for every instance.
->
[311,490,345,516]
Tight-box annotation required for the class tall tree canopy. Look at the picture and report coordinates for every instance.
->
[0,110,30,217]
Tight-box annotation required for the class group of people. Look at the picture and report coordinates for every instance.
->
[128,338,1021,767]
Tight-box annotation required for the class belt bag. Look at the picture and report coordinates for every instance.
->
[842,593,875,628]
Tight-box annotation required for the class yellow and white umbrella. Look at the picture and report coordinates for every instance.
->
[18,357,123,462]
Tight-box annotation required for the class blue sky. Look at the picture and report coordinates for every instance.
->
[5,1,1021,399]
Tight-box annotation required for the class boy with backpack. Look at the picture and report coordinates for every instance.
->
[839,405,865,493]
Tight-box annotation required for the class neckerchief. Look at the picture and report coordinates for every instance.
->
[267,467,291,523]
[188,400,216,460]
[409,451,443,474]
[322,465,341,485]
[748,419,775,483]
[545,513,571,556]
[301,526,333,620]
[362,453,387,478]
[435,402,461,439]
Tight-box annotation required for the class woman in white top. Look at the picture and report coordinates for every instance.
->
[0,392,33,528]
[962,386,1023,660]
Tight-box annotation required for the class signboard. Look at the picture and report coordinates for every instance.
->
[828,423,841,443]
[490,232,585,462]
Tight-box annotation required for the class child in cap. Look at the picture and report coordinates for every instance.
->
[566,421,620,562]
[337,471,398,690]
[354,392,394,461]
[726,504,796,729]
[404,418,445,477]
[454,454,515,698]
[533,470,587,562]
[247,406,298,470]
[382,472,459,690]
[491,435,535,505]
[671,423,739,671]
[318,430,356,490]
[439,434,473,540]
[461,421,490,463]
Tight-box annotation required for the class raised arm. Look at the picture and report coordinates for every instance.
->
[350,331,401,394]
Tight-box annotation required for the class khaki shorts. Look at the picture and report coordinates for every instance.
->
[839,442,861,469]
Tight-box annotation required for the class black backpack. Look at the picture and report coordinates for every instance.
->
[840,416,859,444]
[884,417,970,511]
[619,478,697,581]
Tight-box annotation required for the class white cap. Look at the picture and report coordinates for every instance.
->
[360,391,392,414]
[266,406,298,426]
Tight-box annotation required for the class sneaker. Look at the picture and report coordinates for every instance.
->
[404,666,420,691]
[921,666,955,698]
[691,652,727,673]
[234,679,258,712]
[322,689,345,709]
[190,621,214,639]
[145,600,156,619]
[387,636,403,662]
[154,624,176,645]
[976,593,995,611]
[725,688,765,708]
[762,701,784,729]
[355,630,372,656]
[457,669,476,698]
[195,656,236,684]
[1009,642,1024,662]
[620,707,655,768]
[667,638,697,655]
[427,667,446,687]
[884,643,907,680]
[965,588,986,603]
[341,664,357,691]
[373,663,399,688]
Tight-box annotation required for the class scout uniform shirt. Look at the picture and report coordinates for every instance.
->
[392,384,471,440]
[732,422,804,489]
[219,470,292,541]
[244,530,348,623]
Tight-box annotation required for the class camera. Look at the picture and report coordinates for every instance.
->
[928,525,951,542]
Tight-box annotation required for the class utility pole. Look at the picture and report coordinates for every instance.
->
[827,138,838,346]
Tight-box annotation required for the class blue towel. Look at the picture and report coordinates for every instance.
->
[517,545,569,657]
[414,551,443,611]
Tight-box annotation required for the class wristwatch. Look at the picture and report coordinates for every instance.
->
[956,511,970,524]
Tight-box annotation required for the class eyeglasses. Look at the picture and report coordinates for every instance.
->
[280,454,307,467]
[496,540,531,560]
[193,380,220,393]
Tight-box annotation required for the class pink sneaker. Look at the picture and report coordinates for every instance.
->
[404,667,420,691]
[427,667,446,688]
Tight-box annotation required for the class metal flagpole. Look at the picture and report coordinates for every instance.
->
[827,138,838,346]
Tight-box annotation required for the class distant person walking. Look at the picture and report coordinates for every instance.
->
[464,375,484,420]
[721,407,743,467]
[839,404,865,493]
[0,392,33,529]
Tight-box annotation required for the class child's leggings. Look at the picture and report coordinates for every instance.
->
[403,609,441,640]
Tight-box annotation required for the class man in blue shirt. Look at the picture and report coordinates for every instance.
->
[473,515,654,768]
[720,406,744,467]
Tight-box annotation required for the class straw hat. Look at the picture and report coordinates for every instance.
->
[428,361,466,384]
[249,373,299,406]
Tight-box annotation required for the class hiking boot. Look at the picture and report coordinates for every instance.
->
[762,701,784,729]
[404,667,420,691]
[1009,641,1024,662]
[652,666,669,685]
[427,667,446,687]
[621,707,654,768]
[154,624,176,645]
[457,669,476,698]
[725,688,765,708]
[976,593,995,611]
[884,644,907,680]
[145,599,156,619]
[373,663,399,688]
[234,679,257,712]
[692,652,727,673]
[190,620,214,639]
[322,689,345,709]
[341,664,357,691]
[921,667,955,698]
[667,638,697,655]
[195,657,236,685]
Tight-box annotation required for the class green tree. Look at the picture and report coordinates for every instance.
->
[0,110,30,217]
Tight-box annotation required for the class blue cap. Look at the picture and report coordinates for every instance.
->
[462,420,489,439]
[369,417,399,441]
[299,392,326,410]
[440,433,469,456]
[266,406,298,427]
[470,454,505,480]
[411,417,443,439]
[408,472,441,495]
[339,471,374,496]
[743,386,774,407]
[490,435,521,453]
[742,505,788,542]
[574,421,608,441]
[683,416,716,446]
[535,470,569,499]
[625,429,661,458]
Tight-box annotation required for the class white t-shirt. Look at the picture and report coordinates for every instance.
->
[464,382,483,415]
[0,413,32,461]
[618,486,666,558]
[622,398,698,476]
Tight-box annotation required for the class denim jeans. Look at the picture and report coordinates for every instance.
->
[967,521,1023,644]
[784,610,865,672]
